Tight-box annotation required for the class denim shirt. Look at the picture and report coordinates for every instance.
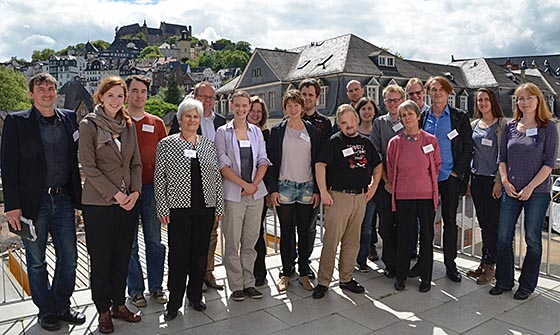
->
[215,121,271,202]
[424,106,453,181]
[35,108,70,188]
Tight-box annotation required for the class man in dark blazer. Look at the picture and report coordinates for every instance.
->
[168,81,226,140]
[1,73,85,331]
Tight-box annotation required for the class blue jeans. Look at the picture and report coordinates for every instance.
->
[495,192,550,293]
[357,197,376,264]
[22,193,77,318]
[127,184,166,295]
[278,180,314,205]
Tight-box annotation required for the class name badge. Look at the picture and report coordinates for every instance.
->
[481,138,493,146]
[392,122,404,132]
[299,132,311,142]
[447,129,459,140]
[142,124,155,133]
[184,149,197,158]
[342,147,354,157]
[422,144,434,154]
[72,130,79,142]
[526,128,538,137]
[239,140,251,148]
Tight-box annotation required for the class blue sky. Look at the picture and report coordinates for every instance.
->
[1,0,559,64]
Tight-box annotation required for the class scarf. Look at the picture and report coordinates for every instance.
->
[85,104,127,149]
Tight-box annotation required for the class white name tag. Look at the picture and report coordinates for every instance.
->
[392,122,404,132]
[299,132,310,142]
[239,140,251,148]
[72,130,79,142]
[422,144,434,154]
[481,138,493,146]
[342,147,354,157]
[447,129,459,140]
[142,124,155,133]
[526,128,538,137]
[184,149,197,158]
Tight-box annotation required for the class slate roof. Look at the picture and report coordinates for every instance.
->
[408,60,468,87]
[486,54,560,78]
[216,76,240,95]
[256,48,298,80]
[58,80,93,111]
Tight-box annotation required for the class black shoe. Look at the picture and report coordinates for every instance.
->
[489,286,511,295]
[409,265,421,278]
[164,309,177,321]
[312,284,328,299]
[243,287,263,299]
[513,289,531,300]
[446,270,462,282]
[339,279,365,294]
[368,247,379,262]
[394,280,405,291]
[39,315,61,331]
[419,281,431,293]
[58,309,86,325]
[188,300,207,311]
[384,268,396,278]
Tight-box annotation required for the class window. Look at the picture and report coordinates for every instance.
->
[460,92,468,111]
[511,95,516,112]
[448,92,456,107]
[378,56,396,67]
[366,85,379,105]
[268,91,275,110]
[258,93,265,101]
[214,101,219,112]
[318,86,328,108]
[251,68,262,78]
[220,99,227,115]
[548,95,554,114]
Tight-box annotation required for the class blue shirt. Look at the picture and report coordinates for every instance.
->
[424,106,453,181]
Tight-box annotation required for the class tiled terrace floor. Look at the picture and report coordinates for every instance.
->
[1,247,559,335]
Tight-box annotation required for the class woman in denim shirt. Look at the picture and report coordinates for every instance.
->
[489,83,558,300]
[267,89,320,292]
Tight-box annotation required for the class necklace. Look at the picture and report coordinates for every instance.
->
[180,133,198,149]
[404,132,420,142]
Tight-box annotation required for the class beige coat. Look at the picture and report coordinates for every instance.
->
[79,118,142,206]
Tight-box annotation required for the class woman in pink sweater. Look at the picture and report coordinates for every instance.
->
[386,100,441,293]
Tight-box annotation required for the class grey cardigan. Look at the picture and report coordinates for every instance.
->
[79,118,142,206]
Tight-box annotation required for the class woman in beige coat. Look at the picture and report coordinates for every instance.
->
[79,76,142,334]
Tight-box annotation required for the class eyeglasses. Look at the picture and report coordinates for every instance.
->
[516,96,536,103]
[407,90,423,96]
[384,98,403,104]
[196,94,215,101]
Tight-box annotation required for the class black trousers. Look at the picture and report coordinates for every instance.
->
[276,203,313,276]
[471,174,500,265]
[396,199,435,282]
[83,204,138,312]
[376,183,398,271]
[167,208,214,311]
[438,176,460,270]
[253,198,268,281]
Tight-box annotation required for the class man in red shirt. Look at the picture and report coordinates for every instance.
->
[125,75,168,307]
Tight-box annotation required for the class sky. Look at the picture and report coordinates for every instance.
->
[1,0,559,64]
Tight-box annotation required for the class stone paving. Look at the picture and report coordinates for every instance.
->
[0,247,559,335]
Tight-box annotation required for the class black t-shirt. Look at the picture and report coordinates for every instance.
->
[317,132,381,191]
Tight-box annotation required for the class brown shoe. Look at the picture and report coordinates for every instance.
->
[476,264,495,285]
[467,261,485,278]
[110,305,141,323]
[204,273,224,290]
[98,311,114,334]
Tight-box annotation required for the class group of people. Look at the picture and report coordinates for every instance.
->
[2,71,557,333]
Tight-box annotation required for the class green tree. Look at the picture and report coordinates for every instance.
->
[164,71,181,105]
[31,48,56,62]
[234,41,252,54]
[144,98,177,118]
[166,35,181,45]
[138,45,163,60]
[92,40,110,50]
[221,50,250,69]
[0,66,32,110]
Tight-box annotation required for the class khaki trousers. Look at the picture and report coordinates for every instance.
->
[317,191,366,286]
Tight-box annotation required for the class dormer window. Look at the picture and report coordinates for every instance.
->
[378,55,395,67]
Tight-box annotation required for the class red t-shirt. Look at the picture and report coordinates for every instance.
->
[132,113,167,185]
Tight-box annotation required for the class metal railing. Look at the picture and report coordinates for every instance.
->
[1,195,559,308]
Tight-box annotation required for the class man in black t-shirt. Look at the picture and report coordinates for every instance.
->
[312,104,382,299]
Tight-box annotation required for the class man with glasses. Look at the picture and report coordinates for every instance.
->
[370,84,406,280]
[419,76,473,283]
[406,78,430,113]
[169,82,226,291]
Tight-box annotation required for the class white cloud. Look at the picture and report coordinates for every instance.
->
[1,0,559,63]
[22,35,57,47]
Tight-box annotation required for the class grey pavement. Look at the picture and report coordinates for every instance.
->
[1,249,560,335]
